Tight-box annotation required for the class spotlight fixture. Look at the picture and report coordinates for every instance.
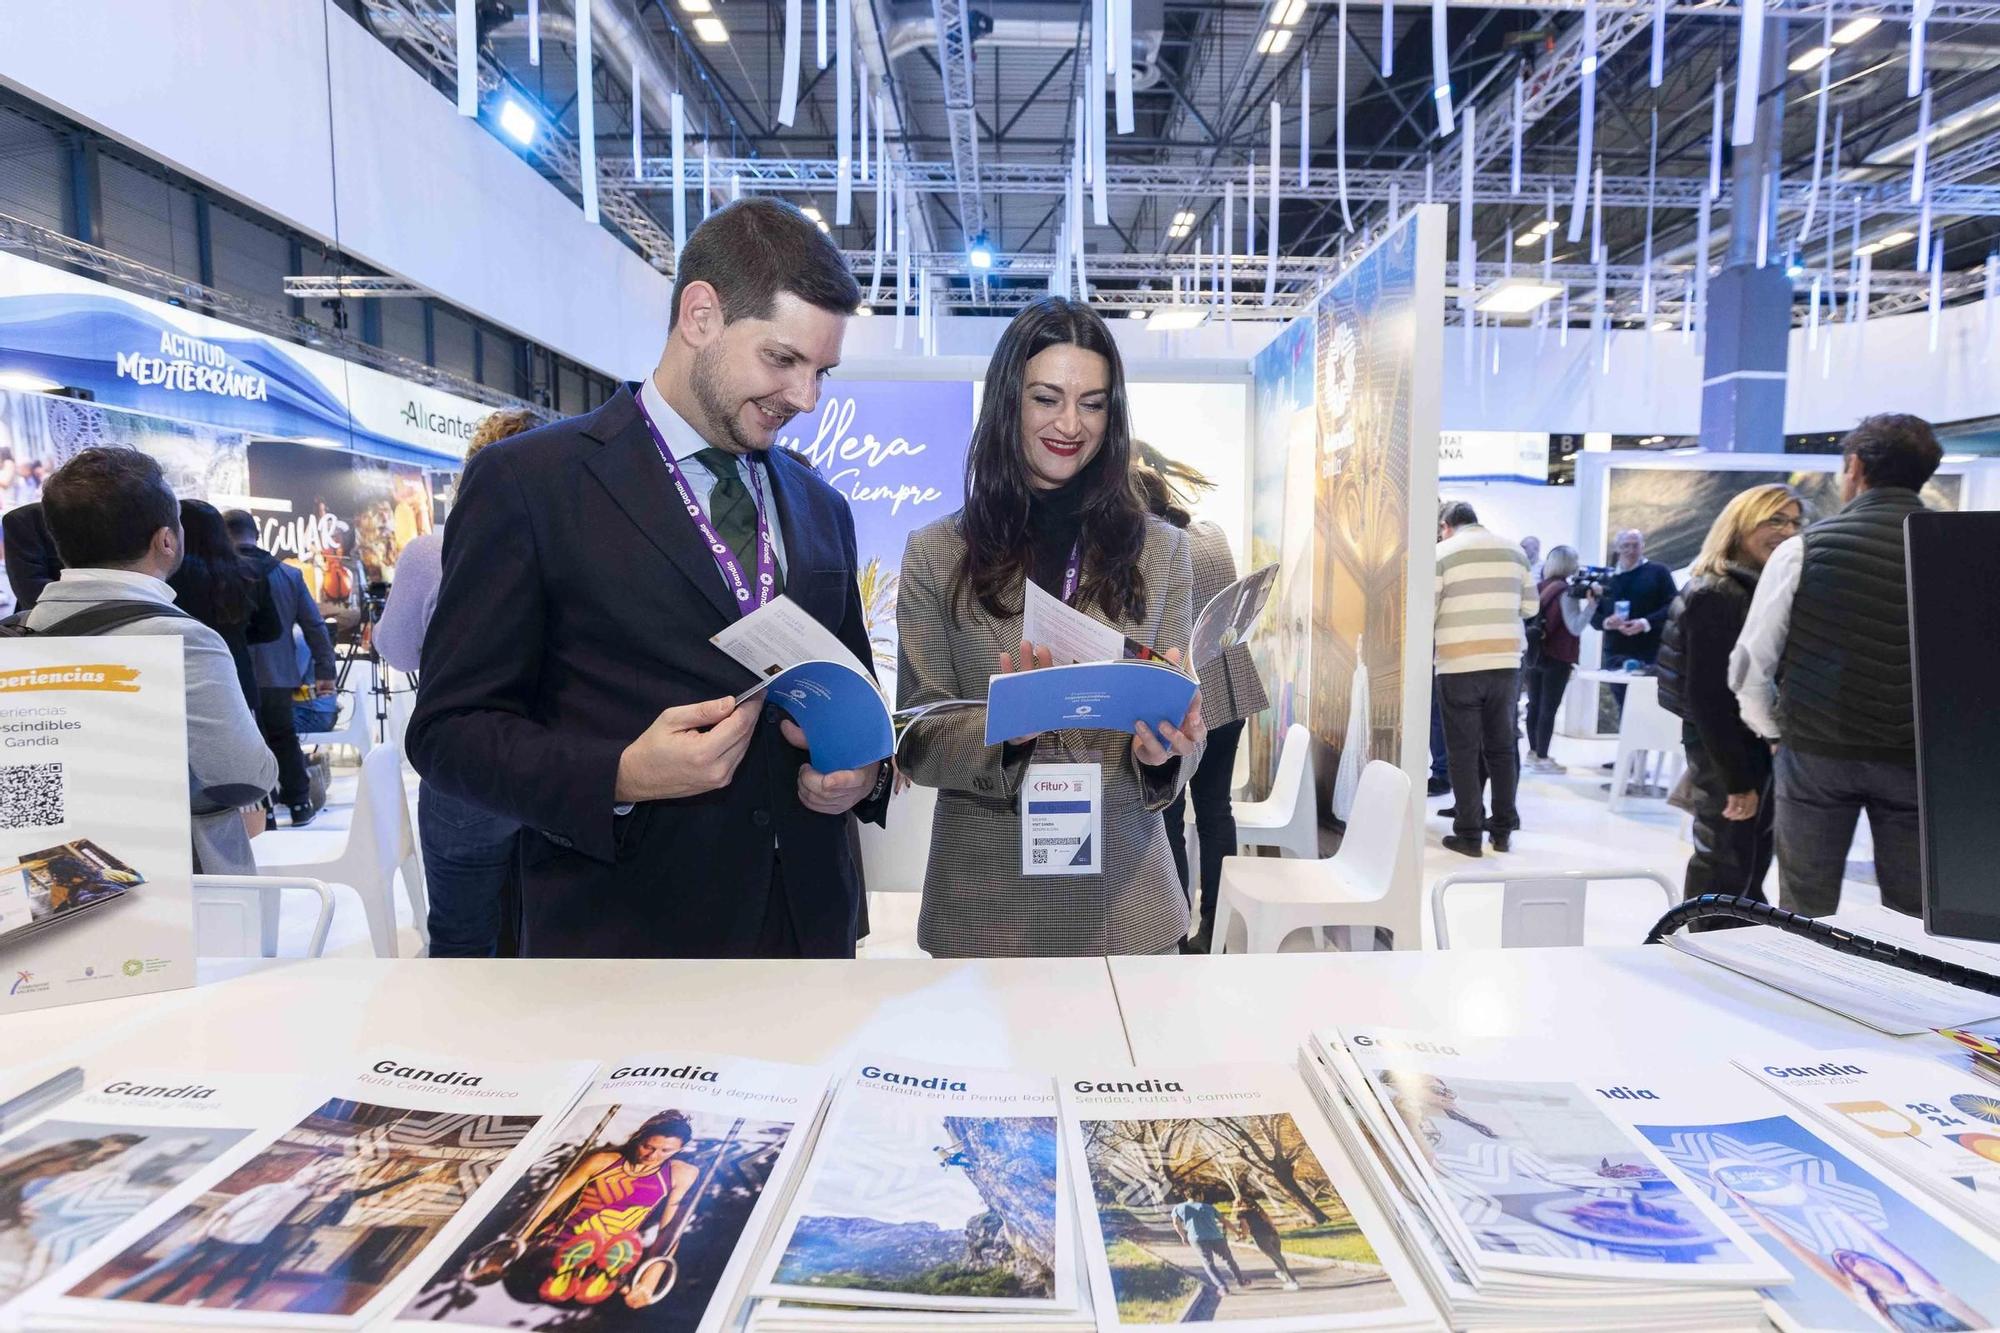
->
[1128,308,1148,320]
[497,99,538,145]
[969,235,994,269]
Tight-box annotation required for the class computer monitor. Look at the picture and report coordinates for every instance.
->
[1908,510,2000,942]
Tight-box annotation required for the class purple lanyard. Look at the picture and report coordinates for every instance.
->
[635,393,777,614]
[1061,539,1083,604]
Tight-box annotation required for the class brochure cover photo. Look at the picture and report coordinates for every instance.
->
[757,1059,1073,1313]
[1062,1065,1433,1330]
[0,637,193,1016]
[399,1054,827,1333]
[52,1050,591,1328]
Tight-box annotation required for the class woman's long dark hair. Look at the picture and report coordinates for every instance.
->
[954,297,1148,623]
[172,499,252,627]
[1130,441,1216,529]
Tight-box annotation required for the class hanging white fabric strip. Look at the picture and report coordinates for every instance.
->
[1542,183,1555,285]
[1300,63,1311,190]
[859,73,870,181]
[1089,0,1104,186]
[1382,0,1395,75]
[702,142,711,218]
[778,0,803,125]
[1114,0,1135,131]
[1424,155,1434,202]
[578,0,598,224]
[1091,0,1109,223]
[1431,0,1455,134]
[1223,181,1235,317]
[1986,252,1999,340]
[670,93,687,257]
[1912,83,1932,203]
[1591,158,1603,264]
[1695,180,1711,336]
[896,181,909,347]
[1797,15,1830,244]
[1755,165,1770,268]
[1708,74,1724,201]
[1650,0,1665,88]
[631,63,643,179]
[817,0,828,69]
[1568,0,1597,243]
[1641,109,1657,320]
[1510,71,1523,195]
[1910,0,1930,98]
[1247,157,1257,258]
[1857,251,1872,325]
[1919,192,1933,271]
[730,172,741,201]
[1265,102,1280,302]
[1337,0,1353,229]
[1073,97,1089,296]
[836,0,853,223]
[456,0,478,115]
[528,0,540,65]
[1732,0,1763,146]
[1808,274,1822,349]
[1929,238,1943,351]
[872,163,888,302]
[1457,104,1476,310]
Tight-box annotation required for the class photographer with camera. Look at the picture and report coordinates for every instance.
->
[1588,529,1677,711]
[1524,546,1597,774]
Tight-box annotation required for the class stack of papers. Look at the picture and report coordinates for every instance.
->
[1740,1045,2000,1236]
[1669,925,2000,1036]
[1300,1028,1789,1331]
[744,1058,1092,1332]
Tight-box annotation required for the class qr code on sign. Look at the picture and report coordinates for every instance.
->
[0,763,64,830]
[1032,849,1048,865]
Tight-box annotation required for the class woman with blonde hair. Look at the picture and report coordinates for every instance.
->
[1655,484,1804,920]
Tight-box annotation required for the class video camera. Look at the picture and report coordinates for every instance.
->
[1566,564,1617,597]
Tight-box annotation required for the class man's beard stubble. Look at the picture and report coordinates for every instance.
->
[690,340,762,456]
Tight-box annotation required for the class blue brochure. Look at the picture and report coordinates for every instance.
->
[983,661,1198,746]
[751,661,896,773]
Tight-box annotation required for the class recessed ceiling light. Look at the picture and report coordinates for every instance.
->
[1789,46,1831,72]
[1514,229,1544,248]
[1831,16,1880,43]
[801,206,823,221]
[694,16,729,43]
[1276,0,1307,26]
[1146,306,1210,332]
[1474,278,1564,315]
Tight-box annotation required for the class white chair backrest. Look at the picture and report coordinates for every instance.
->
[1616,677,1681,751]
[1269,723,1313,815]
[192,875,334,958]
[1336,761,1411,887]
[348,742,413,884]
[859,783,938,894]
[1430,868,1678,949]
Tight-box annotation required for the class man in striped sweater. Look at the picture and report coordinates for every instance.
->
[1434,501,1539,857]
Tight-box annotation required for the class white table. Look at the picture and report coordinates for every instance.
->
[1109,945,1896,1066]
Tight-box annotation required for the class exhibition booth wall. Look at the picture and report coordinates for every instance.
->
[0,0,674,378]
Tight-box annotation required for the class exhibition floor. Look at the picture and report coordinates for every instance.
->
[252,731,1882,960]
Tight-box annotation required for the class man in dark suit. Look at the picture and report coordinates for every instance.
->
[3,502,63,611]
[406,199,887,959]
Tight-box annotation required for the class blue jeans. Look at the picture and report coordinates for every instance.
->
[418,779,518,958]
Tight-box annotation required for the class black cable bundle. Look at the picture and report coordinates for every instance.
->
[1644,893,2000,999]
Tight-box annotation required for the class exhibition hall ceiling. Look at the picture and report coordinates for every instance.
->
[353,0,2000,321]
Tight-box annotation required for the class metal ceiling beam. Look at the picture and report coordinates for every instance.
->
[931,0,989,298]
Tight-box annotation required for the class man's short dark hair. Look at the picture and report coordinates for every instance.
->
[1439,500,1479,529]
[669,198,861,330]
[42,448,181,569]
[1842,413,1943,492]
[222,508,259,543]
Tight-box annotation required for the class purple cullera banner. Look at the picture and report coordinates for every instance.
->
[776,378,973,688]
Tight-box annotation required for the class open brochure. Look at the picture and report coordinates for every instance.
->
[1609,1067,2000,1333]
[31,1048,593,1330]
[0,1070,309,1324]
[394,1052,829,1333]
[754,1057,1077,1316]
[1739,1047,2000,1232]
[1024,566,1279,675]
[1668,926,2000,1036]
[1320,1026,1787,1288]
[1058,1063,1438,1331]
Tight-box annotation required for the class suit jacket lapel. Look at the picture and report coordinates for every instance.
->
[581,388,740,623]
[765,448,840,626]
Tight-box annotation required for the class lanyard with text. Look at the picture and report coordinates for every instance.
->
[634,393,777,614]
[1061,539,1083,604]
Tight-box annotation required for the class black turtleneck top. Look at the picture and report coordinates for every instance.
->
[1024,467,1093,600]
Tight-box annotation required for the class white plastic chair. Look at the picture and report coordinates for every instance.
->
[1429,867,1678,948]
[1608,676,1686,812]
[859,783,938,894]
[192,874,334,959]
[254,743,427,957]
[300,655,377,760]
[1232,723,1320,859]
[1212,760,1419,953]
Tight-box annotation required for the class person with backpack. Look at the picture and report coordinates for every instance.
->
[21,449,276,874]
[1655,484,1803,920]
[1523,546,1596,774]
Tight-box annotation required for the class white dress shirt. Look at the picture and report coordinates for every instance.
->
[639,373,789,579]
[1728,534,1805,741]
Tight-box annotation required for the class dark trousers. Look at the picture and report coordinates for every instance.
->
[255,687,311,806]
[417,779,519,958]
[1682,740,1774,925]
[1163,719,1245,941]
[1773,747,1922,918]
[1428,686,1448,781]
[1524,660,1572,758]
[1601,649,1649,718]
[1437,669,1521,840]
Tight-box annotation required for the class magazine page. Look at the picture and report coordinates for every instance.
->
[754,1058,1075,1314]
[1606,1069,2000,1333]
[1668,927,2000,1035]
[1933,1028,2000,1086]
[1330,1026,1786,1285]
[982,664,1197,747]
[1059,1063,1437,1331]
[394,1052,829,1333]
[40,1048,593,1330]
[0,1071,309,1322]
[1739,1048,2000,1227]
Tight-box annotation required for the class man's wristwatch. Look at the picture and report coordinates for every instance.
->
[866,763,894,804]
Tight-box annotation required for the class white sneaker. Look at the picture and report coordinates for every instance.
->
[1532,757,1566,774]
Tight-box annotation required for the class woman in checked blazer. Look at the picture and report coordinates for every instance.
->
[896,298,1207,958]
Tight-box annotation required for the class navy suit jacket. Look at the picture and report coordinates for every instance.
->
[406,385,885,958]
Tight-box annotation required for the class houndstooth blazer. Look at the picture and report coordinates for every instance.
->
[1186,519,1271,730]
[896,513,1203,958]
